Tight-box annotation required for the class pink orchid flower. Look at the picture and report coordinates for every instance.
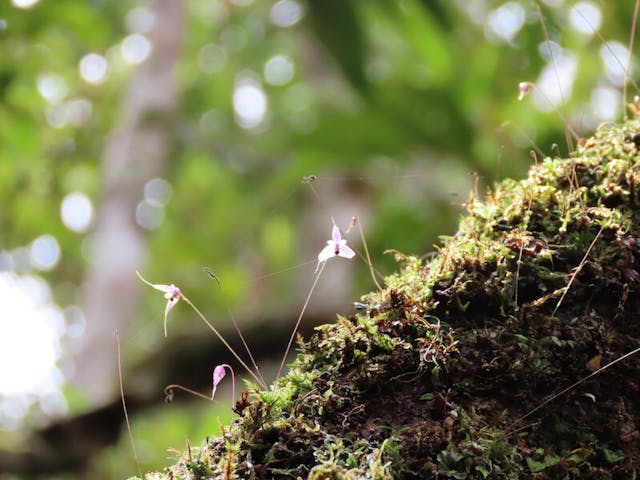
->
[211,363,235,409]
[136,271,181,338]
[518,81,532,101]
[318,224,356,264]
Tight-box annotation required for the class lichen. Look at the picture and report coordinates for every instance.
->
[140,115,640,479]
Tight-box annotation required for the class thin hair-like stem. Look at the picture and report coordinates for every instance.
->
[277,261,326,379]
[248,260,316,283]
[164,384,211,401]
[513,243,524,308]
[552,225,604,317]
[534,1,575,151]
[225,309,265,389]
[507,344,640,435]
[521,82,579,142]
[203,269,266,389]
[570,4,640,99]
[356,218,384,293]
[229,366,236,410]
[344,217,385,283]
[180,294,267,389]
[115,331,141,478]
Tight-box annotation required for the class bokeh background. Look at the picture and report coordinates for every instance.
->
[0,0,637,477]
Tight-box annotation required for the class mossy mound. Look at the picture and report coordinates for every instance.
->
[141,117,640,479]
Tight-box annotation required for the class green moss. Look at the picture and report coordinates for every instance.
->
[142,116,640,479]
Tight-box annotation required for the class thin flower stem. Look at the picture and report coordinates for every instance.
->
[552,225,604,317]
[180,294,267,389]
[164,384,211,401]
[211,364,236,411]
[226,307,266,389]
[507,344,640,436]
[204,269,268,390]
[115,331,141,479]
[277,260,326,379]
[356,219,384,293]
[135,271,178,338]
[522,81,579,142]
[227,365,236,411]
[248,260,316,283]
[534,1,577,151]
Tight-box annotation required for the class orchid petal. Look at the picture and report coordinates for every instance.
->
[163,296,180,338]
[211,364,235,405]
[331,224,342,243]
[318,244,336,263]
[136,271,176,294]
[137,272,182,338]
[338,244,356,259]
[162,284,180,299]
[211,365,226,400]
[213,365,226,384]
[163,292,180,337]
[153,284,174,293]
[136,271,157,288]
[165,296,179,314]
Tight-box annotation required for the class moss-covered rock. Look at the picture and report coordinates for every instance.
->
[140,116,640,479]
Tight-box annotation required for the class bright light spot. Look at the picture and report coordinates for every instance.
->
[30,235,60,271]
[538,40,563,62]
[264,54,295,86]
[0,19,7,31]
[233,73,268,129]
[61,192,94,233]
[136,200,164,230]
[144,178,172,206]
[197,44,227,74]
[199,109,227,134]
[486,2,525,43]
[64,306,86,338]
[45,104,68,129]
[462,0,487,25]
[121,34,152,65]
[79,53,108,84]
[600,41,630,87]
[11,0,40,8]
[66,98,93,127]
[270,0,303,28]
[533,54,577,111]
[11,247,31,273]
[569,2,601,35]
[40,391,67,417]
[0,273,64,410]
[0,251,13,271]
[282,83,316,132]
[37,74,68,104]
[591,85,620,121]
[125,6,155,33]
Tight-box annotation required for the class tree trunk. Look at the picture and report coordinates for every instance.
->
[73,0,186,406]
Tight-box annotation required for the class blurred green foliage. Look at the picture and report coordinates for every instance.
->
[0,0,638,476]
